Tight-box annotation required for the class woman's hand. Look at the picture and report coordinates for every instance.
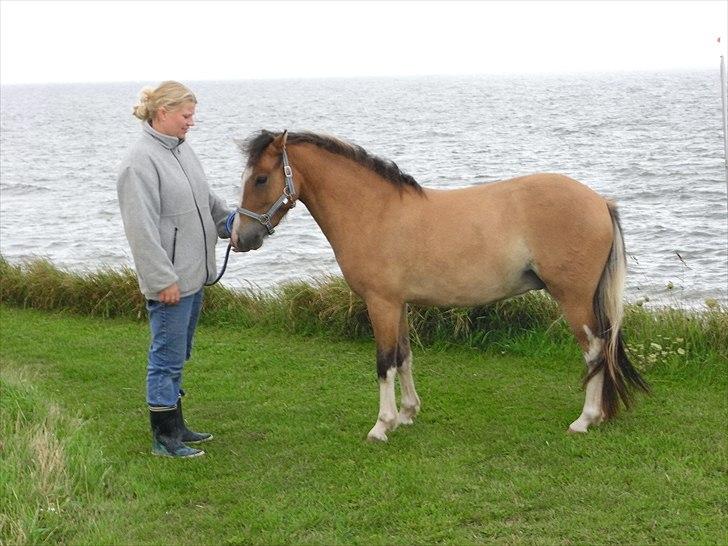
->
[158,283,180,305]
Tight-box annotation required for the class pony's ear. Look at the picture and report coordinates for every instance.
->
[272,130,289,151]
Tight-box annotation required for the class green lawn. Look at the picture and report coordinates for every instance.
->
[1,305,726,545]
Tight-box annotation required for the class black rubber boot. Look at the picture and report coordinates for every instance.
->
[149,407,204,458]
[177,394,213,444]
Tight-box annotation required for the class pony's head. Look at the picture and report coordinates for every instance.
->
[232,130,297,252]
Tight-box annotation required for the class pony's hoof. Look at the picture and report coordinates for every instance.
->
[397,413,414,426]
[367,423,389,442]
[568,410,604,433]
[367,431,388,442]
[567,422,589,434]
[398,405,419,425]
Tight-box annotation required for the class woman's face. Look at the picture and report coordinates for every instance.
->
[155,101,196,139]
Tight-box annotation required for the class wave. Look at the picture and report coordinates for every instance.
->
[0,182,52,193]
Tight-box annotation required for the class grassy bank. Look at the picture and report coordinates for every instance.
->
[1,256,726,361]
[1,258,726,543]
[0,306,726,544]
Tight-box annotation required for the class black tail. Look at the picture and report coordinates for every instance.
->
[586,202,649,419]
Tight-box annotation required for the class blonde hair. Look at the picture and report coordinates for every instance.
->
[132,81,197,122]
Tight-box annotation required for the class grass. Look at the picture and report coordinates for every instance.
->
[1,304,726,545]
[0,366,111,544]
[2,256,726,356]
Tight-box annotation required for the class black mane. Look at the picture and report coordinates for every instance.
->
[242,130,423,193]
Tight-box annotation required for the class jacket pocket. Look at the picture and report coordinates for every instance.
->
[171,227,178,264]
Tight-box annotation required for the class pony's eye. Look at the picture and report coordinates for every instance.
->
[255,175,268,186]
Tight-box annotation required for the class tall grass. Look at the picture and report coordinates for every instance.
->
[0,368,111,545]
[1,256,726,360]
[0,257,145,319]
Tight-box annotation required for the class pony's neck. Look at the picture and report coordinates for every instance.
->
[292,144,400,240]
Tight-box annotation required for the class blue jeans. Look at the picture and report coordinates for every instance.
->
[146,289,203,408]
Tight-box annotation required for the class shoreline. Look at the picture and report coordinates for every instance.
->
[1,257,725,365]
[0,254,725,313]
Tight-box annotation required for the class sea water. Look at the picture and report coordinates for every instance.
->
[1,71,726,307]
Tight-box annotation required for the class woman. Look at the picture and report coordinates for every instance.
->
[117,81,235,458]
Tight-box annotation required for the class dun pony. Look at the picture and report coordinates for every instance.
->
[232,130,649,441]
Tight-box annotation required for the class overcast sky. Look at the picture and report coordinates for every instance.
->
[1,0,726,84]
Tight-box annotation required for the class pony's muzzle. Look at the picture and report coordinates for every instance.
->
[232,222,267,252]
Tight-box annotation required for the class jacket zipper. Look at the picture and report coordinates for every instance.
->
[170,148,210,283]
[171,227,178,264]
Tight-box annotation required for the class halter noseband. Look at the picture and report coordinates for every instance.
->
[236,147,296,235]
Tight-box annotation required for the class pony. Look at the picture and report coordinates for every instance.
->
[231,130,648,441]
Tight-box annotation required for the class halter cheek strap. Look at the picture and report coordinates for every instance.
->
[236,147,296,235]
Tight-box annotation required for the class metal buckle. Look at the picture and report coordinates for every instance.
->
[237,151,296,236]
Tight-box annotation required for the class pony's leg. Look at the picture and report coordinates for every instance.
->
[569,325,605,433]
[366,298,403,442]
[558,300,605,433]
[396,305,420,425]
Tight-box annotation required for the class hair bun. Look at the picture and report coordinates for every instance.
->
[132,86,155,121]
[131,82,196,122]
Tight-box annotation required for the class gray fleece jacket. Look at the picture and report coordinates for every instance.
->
[117,122,231,300]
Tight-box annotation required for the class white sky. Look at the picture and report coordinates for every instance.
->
[1,0,726,84]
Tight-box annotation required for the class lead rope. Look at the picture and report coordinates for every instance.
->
[205,241,232,286]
